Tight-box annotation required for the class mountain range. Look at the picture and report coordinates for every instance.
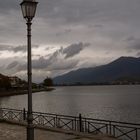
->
[53,57,140,85]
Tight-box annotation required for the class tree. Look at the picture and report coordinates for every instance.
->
[0,77,11,90]
[43,77,53,87]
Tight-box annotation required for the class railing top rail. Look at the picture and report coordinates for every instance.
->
[33,111,140,128]
[1,108,78,119]
[113,124,140,129]
[33,111,78,119]
[1,107,23,112]
[83,117,140,127]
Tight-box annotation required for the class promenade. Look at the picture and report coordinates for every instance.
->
[0,122,116,140]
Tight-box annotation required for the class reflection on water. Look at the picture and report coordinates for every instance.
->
[0,85,140,123]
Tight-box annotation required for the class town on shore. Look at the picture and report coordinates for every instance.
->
[0,74,54,97]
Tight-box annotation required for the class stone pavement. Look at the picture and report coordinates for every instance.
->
[0,122,117,140]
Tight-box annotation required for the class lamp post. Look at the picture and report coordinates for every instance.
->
[20,0,38,140]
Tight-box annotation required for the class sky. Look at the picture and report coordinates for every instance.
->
[0,0,140,83]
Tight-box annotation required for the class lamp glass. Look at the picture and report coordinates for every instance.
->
[20,1,38,20]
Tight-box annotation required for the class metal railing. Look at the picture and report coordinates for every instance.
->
[0,108,140,140]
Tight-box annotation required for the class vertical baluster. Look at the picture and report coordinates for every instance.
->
[72,119,74,130]
[88,122,90,133]
[136,128,138,140]
[58,116,60,128]
[55,115,57,128]
[9,111,13,120]
[79,113,82,132]
[53,116,55,127]
[113,125,115,137]
[109,121,112,135]
[106,124,108,134]
[75,117,77,131]
[85,118,87,133]
[23,108,26,121]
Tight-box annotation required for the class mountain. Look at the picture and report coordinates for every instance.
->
[53,57,140,85]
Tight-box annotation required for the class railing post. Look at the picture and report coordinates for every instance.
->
[23,108,26,120]
[109,121,112,135]
[84,118,87,133]
[106,124,108,134]
[113,125,115,137]
[56,115,60,128]
[136,128,138,140]
[55,115,57,127]
[79,113,82,132]
[75,117,77,131]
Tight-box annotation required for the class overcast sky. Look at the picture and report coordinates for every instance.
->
[0,0,140,82]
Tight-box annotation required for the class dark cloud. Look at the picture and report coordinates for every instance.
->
[0,0,18,14]
[0,44,11,51]
[51,59,79,71]
[17,64,26,71]
[13,45,27,53]
[32,57,50,69]
[136,52,140,56]
[55,29,72,37]
[93,24,103,28]
[125,37,140,50]
[46,42,89,60]
[16,42,88,71]
[125,36,135,42]
[132,43,140,50]
[40,0,98,23]
[0,0,140,45]
[17,56,78,71]
[39,0,140,26]
[33,42,88,69]
[13,45,39,53]
[63,42,90,58]
[6,61,18,69]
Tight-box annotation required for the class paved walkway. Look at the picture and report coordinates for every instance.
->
[0,122,117,140]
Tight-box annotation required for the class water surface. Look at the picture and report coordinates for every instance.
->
[0,85,140,123]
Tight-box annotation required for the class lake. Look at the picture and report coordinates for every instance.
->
[0,85,140,123]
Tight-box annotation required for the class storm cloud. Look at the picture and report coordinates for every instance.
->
[63,42,90,58]
[16,42,87,72]
[6,61,18,69]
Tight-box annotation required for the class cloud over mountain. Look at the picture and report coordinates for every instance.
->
[6,61,18,69]
[16,42,87,71]
[63,42,90,58]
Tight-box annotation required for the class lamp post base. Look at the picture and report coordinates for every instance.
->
[27,124,34,140]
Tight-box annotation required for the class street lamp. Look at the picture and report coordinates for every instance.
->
[20,0,38,140]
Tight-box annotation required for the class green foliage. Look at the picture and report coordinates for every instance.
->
[43,77,53,87]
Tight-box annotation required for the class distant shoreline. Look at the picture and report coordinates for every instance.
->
[0,88,54,97]
[54,83,140,86]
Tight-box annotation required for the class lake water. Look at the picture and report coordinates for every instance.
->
[0,85,140,123]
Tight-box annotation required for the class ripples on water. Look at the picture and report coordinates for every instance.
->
[0,85,140,123]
